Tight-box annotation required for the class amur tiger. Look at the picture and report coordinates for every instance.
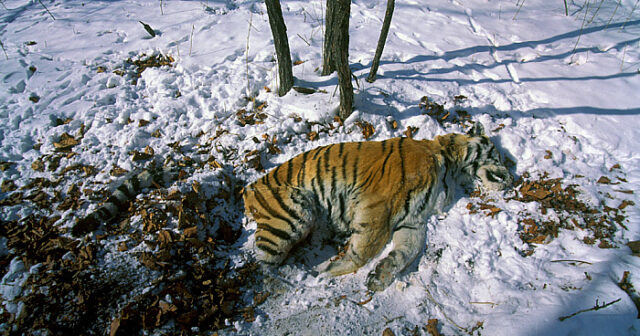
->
[243,123,513,292]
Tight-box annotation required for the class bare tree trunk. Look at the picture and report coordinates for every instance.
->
[322,0,337,75]
[332,0,353,120]
[265,0,294,96]
[367,0,394,83]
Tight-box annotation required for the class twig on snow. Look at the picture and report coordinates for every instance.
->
[620,0,640,31]
[558,298,621,321]
[0,39,8,60]
[587,0,604,25]
[37,0,55,20]
[425,288,467,332]
[513,0,526,20]
[189,24,194,56]
[469,301,498,308]
[606,0,622,29]
[571,0,591,56]
[550,259,593,265]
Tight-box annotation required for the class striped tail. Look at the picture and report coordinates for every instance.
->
[72,168,174,236]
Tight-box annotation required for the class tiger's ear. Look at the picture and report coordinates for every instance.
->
[467,123,485,136]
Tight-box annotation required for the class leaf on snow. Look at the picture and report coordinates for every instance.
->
[139,21,156,37]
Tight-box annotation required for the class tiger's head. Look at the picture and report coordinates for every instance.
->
[439,123,513,191]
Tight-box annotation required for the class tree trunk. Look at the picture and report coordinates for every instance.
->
[332,0,353,120]
[265,0,294,96]
[366,0,394,83]
[322,0,337,76]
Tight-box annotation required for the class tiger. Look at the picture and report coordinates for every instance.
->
[243,123,513,292]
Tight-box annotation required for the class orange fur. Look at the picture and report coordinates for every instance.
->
[244,128,512,291]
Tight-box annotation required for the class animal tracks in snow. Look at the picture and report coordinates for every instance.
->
[464,8,521,84]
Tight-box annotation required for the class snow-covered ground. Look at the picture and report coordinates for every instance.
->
[1,0,640,335]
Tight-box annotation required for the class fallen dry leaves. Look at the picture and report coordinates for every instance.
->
[355,120,375,139]
[426,319,441,336]
[469,171,633,253]
[1,152,256,335]
[419,95,473,128]
[115,53,175,85]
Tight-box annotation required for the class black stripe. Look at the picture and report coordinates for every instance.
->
[257,223,292,241]
[106,194,129,211]
[256,243,283,258]
[485,171,498,182]
[338,193,347,223]
[272,164,283,186]
[472,161,479,174]
[298,151,310,187]
[116,183,136,199]
[256,235,279,247]
[338,142,345,157]
[351,156,359,189]
[330,166,337,195]
[379,147,394,178]
[465,143,480,163]
[315,148,325,197]
[285,161,294,185]
[442,162,450,197]
[341,146,348,181]
[263,183,305,232]
[312,146,324,161]
[130,174,141,192]
[357,169,376,190]
[310,177,321,204]
[252,188,298,235]
[289,189,312,213]
[323,145,332,173]
[415,188,431,214]
[395,185,422,227]
[95,207,114,220]
[480,145,493,161]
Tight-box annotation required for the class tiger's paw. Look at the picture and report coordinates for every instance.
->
[366,259,395,292]
[323,256,359,276]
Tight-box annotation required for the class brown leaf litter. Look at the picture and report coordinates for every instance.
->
[470,171,633,253]
[1,164,256,335]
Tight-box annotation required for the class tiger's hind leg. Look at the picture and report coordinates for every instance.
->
[366,218,427,291]
[245,186,317,264]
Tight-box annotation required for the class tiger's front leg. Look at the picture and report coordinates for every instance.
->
[366,219,427,292]
[323,221,391,276]
[323,203,391,277]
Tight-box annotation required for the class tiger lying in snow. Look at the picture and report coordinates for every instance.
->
[243,123,513,291]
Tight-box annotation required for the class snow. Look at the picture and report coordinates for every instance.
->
[1,0,640,335]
